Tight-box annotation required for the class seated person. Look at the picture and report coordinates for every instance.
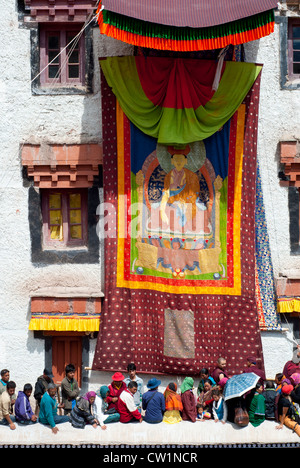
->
[0,381,17,430]
[107,372,127,412]
[39,384,69,434]
[15,383,37,425]
[70,391,98,429]
[118,381,143,424]
[93,386,120,429]
[163,382,183,424]
[124,363,144,410]
[142,378,165,424]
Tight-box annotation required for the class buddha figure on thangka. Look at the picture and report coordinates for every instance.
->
[133,141,225,280]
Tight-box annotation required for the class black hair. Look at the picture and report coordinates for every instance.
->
[127,363,136,372]
[23,383,33,393]
[211,388,221,397]
[128,381,138,389]
[0,369,9,377]
[7,381,16,389]
[203,379,213,386]
[168,383,176,392]
[265,380,275,389]
[65,364,75,374]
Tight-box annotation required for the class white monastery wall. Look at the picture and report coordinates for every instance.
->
[0,1,297,394]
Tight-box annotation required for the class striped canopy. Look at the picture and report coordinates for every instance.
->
[97,0,278,51]
[100,0,279,28]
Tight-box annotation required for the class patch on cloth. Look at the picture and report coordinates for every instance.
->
[164,309,195,359]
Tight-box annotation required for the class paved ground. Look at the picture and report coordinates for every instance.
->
[0,418,299,448]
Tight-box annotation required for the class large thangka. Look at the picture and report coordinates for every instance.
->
[92,56,265,376]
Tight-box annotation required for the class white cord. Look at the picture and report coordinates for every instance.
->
[0,7,102,190]
[31,8,101,84]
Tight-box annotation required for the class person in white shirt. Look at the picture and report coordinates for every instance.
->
[93,386,120,429]
[118,381,143,423]
[211,388,227,424]
[124,363,144,409]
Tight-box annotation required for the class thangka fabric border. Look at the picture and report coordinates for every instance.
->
[255,160,281,330]
[92,69,265,376]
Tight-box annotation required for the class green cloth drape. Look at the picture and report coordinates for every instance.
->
[100,56,262,145]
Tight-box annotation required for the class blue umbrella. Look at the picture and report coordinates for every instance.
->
[223,372,260,401]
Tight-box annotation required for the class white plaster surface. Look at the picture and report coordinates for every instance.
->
[0,418,299,447]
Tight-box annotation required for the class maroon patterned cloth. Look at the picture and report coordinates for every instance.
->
[102,0,278,27]
[92,70,265,377]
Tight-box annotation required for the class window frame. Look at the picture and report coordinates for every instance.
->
[39,23,85,87]
[288,18,300,81]
[41,189,88,249]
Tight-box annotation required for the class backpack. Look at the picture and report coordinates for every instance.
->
[234,407,249,427]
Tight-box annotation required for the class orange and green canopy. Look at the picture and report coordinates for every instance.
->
[97,0,278,52]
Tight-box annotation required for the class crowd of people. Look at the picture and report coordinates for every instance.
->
[0,351,300,438]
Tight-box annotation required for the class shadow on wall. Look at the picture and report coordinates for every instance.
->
[243,40,260,64]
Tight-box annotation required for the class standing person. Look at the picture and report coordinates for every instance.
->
[70,392,98,429]
[262,380,277,420]
[124,363,144,410]
[61,364,80,415]
[291,373,300,410]
[142,378,165,424]
[107,372,127,412]
[211,358,229,385]
[0,369,10,395]
[282,346,300,380]
[118,381,143,423]
[0,381,17,430]
[248,382,266,427]
[180,377,197,423]
[243,356,266,384]
[93,386,120,429]
[211,388,227,424]
[276,384,300,437]
[163,383,183,424]
[15,383,37,425]
[38,384,69,434]
[34,368,54,408]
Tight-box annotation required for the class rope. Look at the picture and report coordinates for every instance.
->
[31,7,102,85]
[1,5,102,190]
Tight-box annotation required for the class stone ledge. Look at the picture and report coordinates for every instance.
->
[0,419,299,447]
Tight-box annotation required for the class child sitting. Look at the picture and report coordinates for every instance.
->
[196,402,211,421]
[211,388,227,424]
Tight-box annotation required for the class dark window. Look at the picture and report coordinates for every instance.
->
[288,19,300,80]
[41,189,88,249]
[40,25,85,86]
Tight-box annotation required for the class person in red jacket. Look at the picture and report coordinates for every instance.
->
[282,346,300,380]
[118,381,143,423]
[107,372,127,412]
[243,356,266,384]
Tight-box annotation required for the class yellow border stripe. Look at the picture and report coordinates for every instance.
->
[116,104,245,295]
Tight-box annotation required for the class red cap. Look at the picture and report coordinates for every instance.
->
[281,384,294,395]
[112,372,125,381]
